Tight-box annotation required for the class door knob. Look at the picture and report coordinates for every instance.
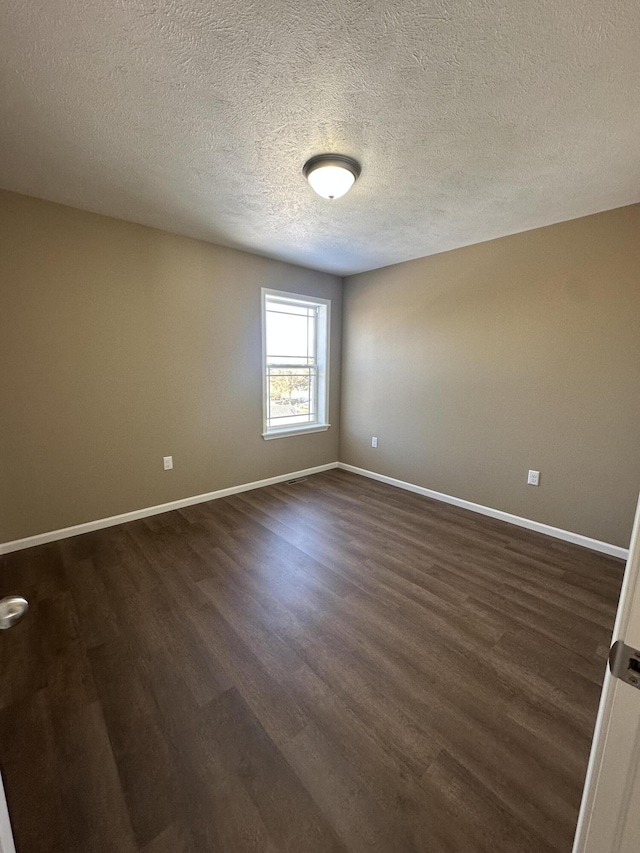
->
[0,596,29,629]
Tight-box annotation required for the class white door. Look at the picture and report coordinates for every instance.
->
[573,494,640,853]
[0,772,15,853]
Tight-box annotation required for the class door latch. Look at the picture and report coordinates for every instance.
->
[609,640,640,690]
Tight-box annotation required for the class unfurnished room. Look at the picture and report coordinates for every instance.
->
[1,1,640,852]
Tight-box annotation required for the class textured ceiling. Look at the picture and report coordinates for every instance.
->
[1,0,639,275]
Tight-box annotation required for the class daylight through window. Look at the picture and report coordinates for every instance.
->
[262,289,330,438]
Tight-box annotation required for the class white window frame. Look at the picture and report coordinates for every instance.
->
[261,288,331,440]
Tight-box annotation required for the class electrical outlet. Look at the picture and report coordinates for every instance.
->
[163,456,173,471]
[527,469,540,486]
[371,436,378,448]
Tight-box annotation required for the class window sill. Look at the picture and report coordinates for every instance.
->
[262,424,331,441]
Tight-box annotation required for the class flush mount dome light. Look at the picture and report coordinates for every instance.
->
[303,154,361,200]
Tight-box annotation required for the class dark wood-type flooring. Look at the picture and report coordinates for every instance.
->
[0,470,624,852]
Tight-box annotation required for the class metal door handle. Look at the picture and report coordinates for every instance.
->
[0,596,29,629]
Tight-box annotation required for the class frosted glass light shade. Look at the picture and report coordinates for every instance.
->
[307,164,355,199]
[303,154,361,200]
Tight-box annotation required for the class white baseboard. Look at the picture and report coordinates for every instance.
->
[338,463,629,560]
[0,463,339,556]
[1,460,628,561]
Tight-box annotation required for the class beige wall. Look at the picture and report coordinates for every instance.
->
[3,191,639,549]
[0,191,341,543]
[340,205,640,548]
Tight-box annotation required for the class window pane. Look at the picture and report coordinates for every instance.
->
[267,367,316,427]
[266,302,315,363]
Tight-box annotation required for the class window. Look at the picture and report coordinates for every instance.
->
[262,289,330,439]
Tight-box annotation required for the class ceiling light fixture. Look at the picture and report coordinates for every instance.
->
[303,154,361,200]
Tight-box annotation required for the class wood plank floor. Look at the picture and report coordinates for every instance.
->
[0,469,623,852]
